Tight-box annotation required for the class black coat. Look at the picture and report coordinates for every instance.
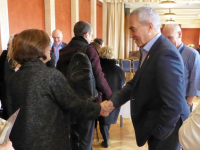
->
[5,58,101,150]
[98,58,126,124]
[57,37,112,101]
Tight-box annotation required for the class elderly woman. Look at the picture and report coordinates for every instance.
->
[98,46,126,148]
[5,29,107,150]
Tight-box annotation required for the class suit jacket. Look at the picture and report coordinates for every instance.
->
[46,42,67,67]
[111,35,190,146]
[5,58,101,150]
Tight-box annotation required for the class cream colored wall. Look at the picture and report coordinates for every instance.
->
[0,0,9,53]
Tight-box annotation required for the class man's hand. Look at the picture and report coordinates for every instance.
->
[100,100,115,117]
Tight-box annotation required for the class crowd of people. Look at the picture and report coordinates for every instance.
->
[0,6,200,150]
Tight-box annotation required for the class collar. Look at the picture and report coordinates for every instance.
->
[72,36,89,44]
[67,36,89,47]
[142,33,161,52]
[20,58,45,68]
[178,43,185,54]
[178,43,184,52]
[53,43,62,48]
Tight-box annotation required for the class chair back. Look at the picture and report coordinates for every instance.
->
[121,60,132,73]
[133,60,139,72]
[116,59,122,68]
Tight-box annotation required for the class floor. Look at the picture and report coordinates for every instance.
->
[93,97,200,150]
[92,72,200,150]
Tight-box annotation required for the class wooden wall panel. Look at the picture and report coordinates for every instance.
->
[55,0,71,43]
[79,0,90,23]
[96,0,102,38]
[182,28,200,49]
[8,0,45,35]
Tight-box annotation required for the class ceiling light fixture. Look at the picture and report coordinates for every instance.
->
[165,18,176,24]
[164,8,176,18]
[159,0,177,8]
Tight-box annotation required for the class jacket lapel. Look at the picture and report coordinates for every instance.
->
[132,35,165,90]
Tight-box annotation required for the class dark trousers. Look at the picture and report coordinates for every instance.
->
[70,120,95,150]
[99,122,111,143]
[148,118,182,150]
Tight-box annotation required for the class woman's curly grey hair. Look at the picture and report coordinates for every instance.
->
[99,46,115,59]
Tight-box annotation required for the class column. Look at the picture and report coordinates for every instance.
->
[71,0,79,37]
[44,0,55,36]
[102,1,107,45]
[90,0,96,38]
[125,8,130,58]
[0,0,9,53]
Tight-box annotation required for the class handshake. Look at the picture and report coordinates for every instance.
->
[100,100,115,117]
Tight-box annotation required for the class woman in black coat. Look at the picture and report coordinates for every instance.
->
[5,29,108,150]
[98,46,126,148]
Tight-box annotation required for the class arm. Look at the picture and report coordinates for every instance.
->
[86,46,112,99]
[179,102,200,150]
[186,51,200,98]
[186,96,196,104]
[49,70,101,120]
[110,78,134,108]
[152,49,186,139]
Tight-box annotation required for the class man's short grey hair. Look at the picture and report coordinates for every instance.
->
[74,21,92,37]
[130,7,161,32]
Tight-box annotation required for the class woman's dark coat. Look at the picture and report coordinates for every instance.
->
[99,58,126,124]
[5,59,101,150]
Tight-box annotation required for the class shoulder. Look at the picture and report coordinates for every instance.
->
[183,46,200,57]
[62,42,67,48]
[155,35,179,56]
[85,45,99,58]
[87,45,98,53]
[46,67,66,80]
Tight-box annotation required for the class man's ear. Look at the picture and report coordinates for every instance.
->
[148,22,153,31]
[178,31,182,38]
[83,32,89,39]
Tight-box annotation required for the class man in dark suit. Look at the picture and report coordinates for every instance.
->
[104,7,189,150]
[46,29,67,67]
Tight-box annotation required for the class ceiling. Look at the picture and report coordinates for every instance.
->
[125,1,200,28]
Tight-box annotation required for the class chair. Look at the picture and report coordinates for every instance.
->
[133,60,139,73]
[121,60,133,78]
[116,59,122,68]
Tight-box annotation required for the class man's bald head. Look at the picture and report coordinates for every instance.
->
[162,24,182,48]
[52,29,63,46]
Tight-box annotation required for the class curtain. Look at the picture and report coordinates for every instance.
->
[104,1,125,59]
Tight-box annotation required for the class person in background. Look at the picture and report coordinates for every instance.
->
[196,45,200,54]
[91,38,104,52]
[98,46,126,148]
[46,29,67,67]
[57,21,112,150]
[0,35,14,112]
[0,34,20,119]
[104,6,189,150]
[5,29,111,150]
[162,24,200,112]
[0,140,15,150]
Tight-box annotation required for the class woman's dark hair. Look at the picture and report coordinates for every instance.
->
[93,38,103,46]
[13,29,50,64]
